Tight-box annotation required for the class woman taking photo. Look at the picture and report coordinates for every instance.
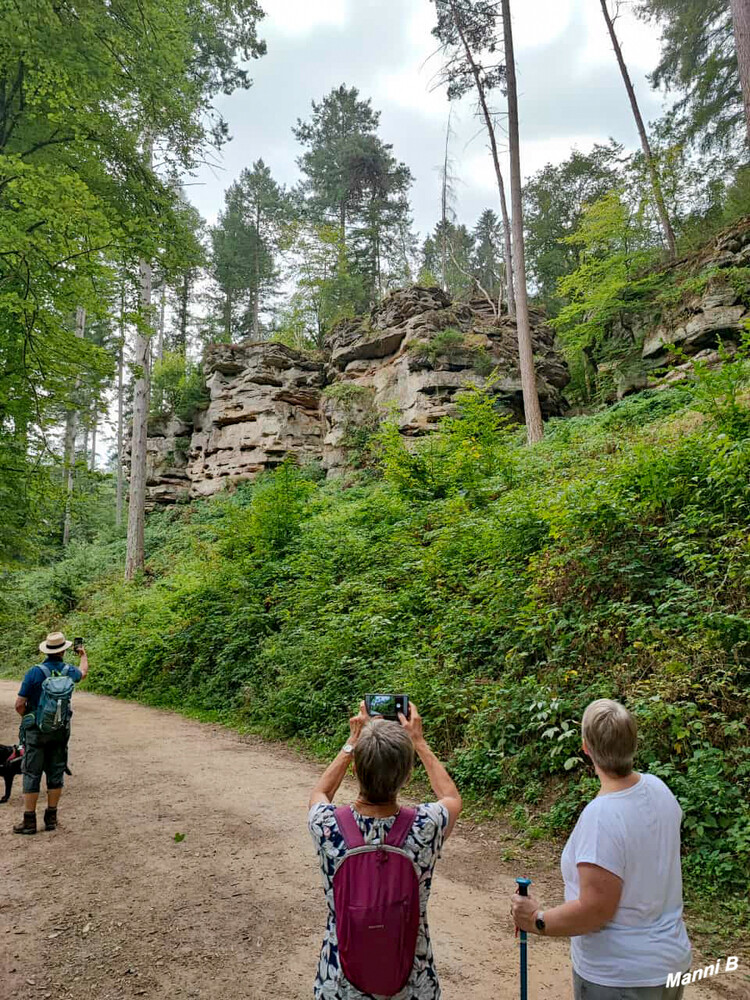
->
[511,699,692,999]
[308,700,462,1000]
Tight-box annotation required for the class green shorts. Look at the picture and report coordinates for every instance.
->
[22,726,70,794]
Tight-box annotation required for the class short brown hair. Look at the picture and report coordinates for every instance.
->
[354,719,414,804]
[582,699,637,777]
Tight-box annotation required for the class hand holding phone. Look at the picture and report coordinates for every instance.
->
[365,693,410,722]
[73,637,84,654]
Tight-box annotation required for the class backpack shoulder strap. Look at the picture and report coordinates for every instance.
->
[39,665,51,680]
[334,806,366,849]
[385,807,417,848]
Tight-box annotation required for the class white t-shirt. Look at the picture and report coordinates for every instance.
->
[561,773,692,987]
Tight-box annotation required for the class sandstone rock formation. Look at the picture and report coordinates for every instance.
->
[594,219,750,400]
[141,286,570,506]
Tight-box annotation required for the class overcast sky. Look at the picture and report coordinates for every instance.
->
[189,0,668,238]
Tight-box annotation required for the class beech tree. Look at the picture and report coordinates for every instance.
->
[500,0,545,443]
[432,0,516,316]
[599,0,677,257]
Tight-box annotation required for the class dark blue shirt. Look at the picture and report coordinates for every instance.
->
[18,659,83,713]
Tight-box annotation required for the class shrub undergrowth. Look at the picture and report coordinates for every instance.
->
[3,371,749,924]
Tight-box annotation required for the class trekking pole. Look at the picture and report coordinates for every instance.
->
[515,877,532,1000]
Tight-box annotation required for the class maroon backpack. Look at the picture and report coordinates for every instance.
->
[333,806,420,997]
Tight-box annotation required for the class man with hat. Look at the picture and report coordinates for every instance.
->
[12,632,88,835]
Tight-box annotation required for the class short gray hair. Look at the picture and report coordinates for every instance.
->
[582,699,637,777]
[354,719,414,804]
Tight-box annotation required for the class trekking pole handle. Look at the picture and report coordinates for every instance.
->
[516,876,531,898]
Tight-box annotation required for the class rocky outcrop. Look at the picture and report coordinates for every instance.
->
[186,342,326,499]
[321,286,569,474]
[594,219,750,400]
[142,286,570,504]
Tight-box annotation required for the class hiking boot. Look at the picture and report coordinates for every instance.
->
[43,807,58,831]
[13,811,37,835]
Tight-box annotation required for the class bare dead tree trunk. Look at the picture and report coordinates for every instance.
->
[449,0,516,316]
[62,305,87,546]
[501,0,545,443]
[125,141,154,580]
[116,287,125,528]
[441,113,451,292]
[599,0,677,258]
[730,0,750,147]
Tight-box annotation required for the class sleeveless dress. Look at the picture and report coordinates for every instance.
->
[308,802,449,1000]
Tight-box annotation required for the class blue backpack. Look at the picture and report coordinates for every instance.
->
[35,665,75,733]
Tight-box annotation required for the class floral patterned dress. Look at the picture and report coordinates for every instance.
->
[308,802,449,1000]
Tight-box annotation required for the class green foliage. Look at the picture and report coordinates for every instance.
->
[150,353,209,423]
[7,374,750,912]
[523,142,624,315]
[667,329,750,437]
[0,0,265,559]
[636,0,741,155]
[553,190,660,356]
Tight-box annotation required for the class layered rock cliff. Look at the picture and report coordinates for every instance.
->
[594,219,750,399]
[142,286,570,506]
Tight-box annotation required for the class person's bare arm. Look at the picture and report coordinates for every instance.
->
[399,703,462,838]
[512,863,622,937]
[308,702,368,809]
[77,649,89,680]
[15,696,27,717]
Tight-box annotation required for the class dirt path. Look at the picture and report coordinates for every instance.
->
[0,684,743,1000]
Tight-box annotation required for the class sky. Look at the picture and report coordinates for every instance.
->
[189,0,669,238]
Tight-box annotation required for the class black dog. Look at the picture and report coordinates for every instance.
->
[0,745,23,803]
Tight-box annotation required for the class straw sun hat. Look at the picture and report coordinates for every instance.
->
[39,631,73,655]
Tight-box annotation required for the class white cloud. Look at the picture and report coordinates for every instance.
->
[262,0,349,37]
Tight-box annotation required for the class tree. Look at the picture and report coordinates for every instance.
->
[0,0,266,562]
[422,222,476,301]
[636,0,743,153]
[524,143,623,314]
[211,161,290,339]
[501,0,545,443]
[293,86,413,305]
[730,0,750,145]
[472,209,506,307]
[432,0,516,316]
[553,190,660,360]
[599,0,677,258]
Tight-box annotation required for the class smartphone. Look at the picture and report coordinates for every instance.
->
[365,693,409,721]
[73,637,84,653]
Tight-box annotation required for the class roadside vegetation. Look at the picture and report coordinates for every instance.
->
[2,354,748,940]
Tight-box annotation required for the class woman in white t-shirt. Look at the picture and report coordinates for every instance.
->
[511,699,692,1000]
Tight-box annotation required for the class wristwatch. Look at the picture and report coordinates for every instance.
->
[534,911,546,935]
[342,743,355,755]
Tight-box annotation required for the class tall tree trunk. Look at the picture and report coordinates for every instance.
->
[116,288,125,529]
[178,272,190,354]
[62,305,86,546]
[125,256,152,579]
[599,0,677,258]
[501,0,545,444]
[730,0,750,147]
[449,0,516,316]
[90,405,97,472]
[157,285,166,361]
[253,203,262,338]
[125,141,154,580]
